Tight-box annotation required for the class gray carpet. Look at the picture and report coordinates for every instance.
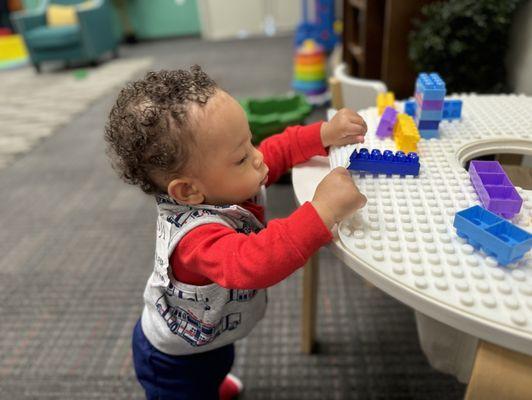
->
[0,35,465,399]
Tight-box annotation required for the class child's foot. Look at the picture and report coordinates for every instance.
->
[219,373,243,400]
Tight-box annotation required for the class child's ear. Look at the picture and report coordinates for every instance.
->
[167,178,205,205]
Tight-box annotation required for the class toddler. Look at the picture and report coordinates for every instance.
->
[104,66,367,400]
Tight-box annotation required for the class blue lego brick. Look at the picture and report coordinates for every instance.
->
[415,108,443,122]
[453,205,532,266]
[418,120,440,130]
[416,73,446,100]
[417,72,446,90]
[419,129,439,139]
[404,100,416,117]
[442,99,462,120]
[416,90,445,102]
[348,148,420,176]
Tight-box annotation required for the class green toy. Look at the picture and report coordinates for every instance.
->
[240,94,312,144]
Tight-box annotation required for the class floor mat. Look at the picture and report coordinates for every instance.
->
[0,57,153,170]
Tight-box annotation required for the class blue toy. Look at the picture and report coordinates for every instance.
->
[348,148,420,176]
[294,0,339,52]
[453,205,532,266]
[404,99,462,121]
[404,100,416,117]
[442,99,463,120]
[415,73,446,100]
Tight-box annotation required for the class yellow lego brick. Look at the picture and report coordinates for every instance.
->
[394,113,419,152]
[396,140,417,153]
[376,91,396,115]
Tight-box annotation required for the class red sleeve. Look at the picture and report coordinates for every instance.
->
[258,121,328,185]
[171,202,332,289]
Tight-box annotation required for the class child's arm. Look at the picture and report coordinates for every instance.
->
[260,109,367,186]
[172,202,331,289]
[259,122,326,185]
[171,167,366,289]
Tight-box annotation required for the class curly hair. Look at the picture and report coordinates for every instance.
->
[104,66,217,194]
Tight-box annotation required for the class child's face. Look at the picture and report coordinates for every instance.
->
[181,90,269,206]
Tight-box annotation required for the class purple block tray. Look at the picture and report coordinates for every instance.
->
[469,161,523,219]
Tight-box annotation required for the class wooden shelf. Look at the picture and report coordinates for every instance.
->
[342,0,438,97]
[348,43,365,63]
[349,0,366,10]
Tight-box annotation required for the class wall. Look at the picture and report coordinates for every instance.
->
[507,0,532,95]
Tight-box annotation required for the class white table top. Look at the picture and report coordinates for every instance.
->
[292,94,532,356]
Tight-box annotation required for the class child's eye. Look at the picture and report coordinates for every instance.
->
[237,155,248,165]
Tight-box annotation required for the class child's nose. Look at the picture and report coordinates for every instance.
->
[253,149,264,168]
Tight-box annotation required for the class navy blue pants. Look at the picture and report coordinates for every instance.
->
[132,319,235,400]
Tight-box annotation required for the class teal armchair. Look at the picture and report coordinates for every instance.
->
[11,0,118,72]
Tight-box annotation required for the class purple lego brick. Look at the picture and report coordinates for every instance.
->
[415,93,444,110]
[376,106,398,139]
[469,160,523,219]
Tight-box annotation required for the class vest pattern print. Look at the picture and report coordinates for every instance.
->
[140,193,268,356]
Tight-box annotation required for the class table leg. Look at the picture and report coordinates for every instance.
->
[465,341,532,400]
[301,253,319,354]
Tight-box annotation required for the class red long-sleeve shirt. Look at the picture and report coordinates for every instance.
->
[170,122,332,289]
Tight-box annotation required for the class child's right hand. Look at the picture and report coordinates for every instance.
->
[311,167,367,229]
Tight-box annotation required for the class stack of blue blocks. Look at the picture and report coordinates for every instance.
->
[415,73,446,139]
[404,99,462,121]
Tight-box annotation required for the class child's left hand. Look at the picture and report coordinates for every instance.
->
[320,108,367,148]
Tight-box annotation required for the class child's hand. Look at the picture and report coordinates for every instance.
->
[311,167,367,229]
[320,108,367,148]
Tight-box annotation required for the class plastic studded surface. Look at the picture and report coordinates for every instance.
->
[328,94,532,352]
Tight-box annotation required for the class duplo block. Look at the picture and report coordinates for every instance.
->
[469,160,522,219]
[454,205,532,265]
[418,129,439,139]
[393,114,420,153]
[404,100,416,117]
[415,72,446,100]
[376,106,398,139]
[442,99,462,120]
[377,92,395,116]
[348,148,420,176]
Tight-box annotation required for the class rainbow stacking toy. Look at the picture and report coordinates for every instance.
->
[292,39,327,103]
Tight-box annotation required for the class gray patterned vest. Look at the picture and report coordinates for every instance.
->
[140,192,268,355]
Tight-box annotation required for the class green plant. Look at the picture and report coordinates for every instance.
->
[409,0,524,93]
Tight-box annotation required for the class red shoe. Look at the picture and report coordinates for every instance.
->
[219,373,243,400]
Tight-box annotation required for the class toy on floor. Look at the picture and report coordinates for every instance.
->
[240,94,311,144]
[453,205,532,266]
[468,160,522,219]
[348,148,420,176]
[292,39,328,105]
